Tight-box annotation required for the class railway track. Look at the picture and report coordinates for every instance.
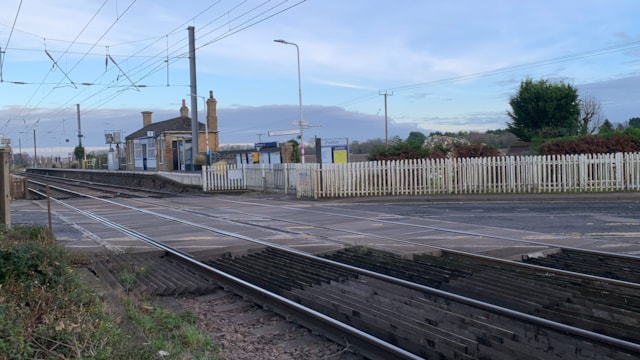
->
[26,178,640,359]
[24,172,176,199]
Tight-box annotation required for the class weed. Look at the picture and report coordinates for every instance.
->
[119,268,138,293]
[114,263,150,294]
[125,298,218,359]
[0,226,174,359]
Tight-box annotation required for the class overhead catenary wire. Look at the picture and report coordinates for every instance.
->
[2,0,637,142]
[2,0,301,136]
[0,0,23,82]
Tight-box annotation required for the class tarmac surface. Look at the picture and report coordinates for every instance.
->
[7,191,640,256]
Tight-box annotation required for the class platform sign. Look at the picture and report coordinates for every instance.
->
[332,146,348,163]
[268,129,299,136]
[321,138,348,147]
[254,141,278,149]
[318,138,349,164]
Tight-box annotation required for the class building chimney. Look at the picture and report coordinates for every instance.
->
[180,99,189,117]
[141,111,153,127]
[207,90,219,150]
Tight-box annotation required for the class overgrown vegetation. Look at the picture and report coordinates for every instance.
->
[539,130,640,155]
[367,132,502,161]
[0,225,218,359]
[125,299,216,359]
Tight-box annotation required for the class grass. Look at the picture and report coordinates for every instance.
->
[0,225,218,359]
[124,299,217,359]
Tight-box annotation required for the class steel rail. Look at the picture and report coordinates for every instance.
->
[30,185,640,355]
[173,199,640,290]
[26,175,174,197]
[28,188,422,359]
[213,196,640,258]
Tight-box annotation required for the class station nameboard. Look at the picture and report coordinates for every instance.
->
[254,142,278,148]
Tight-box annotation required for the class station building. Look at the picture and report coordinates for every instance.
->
[125,91,219,171]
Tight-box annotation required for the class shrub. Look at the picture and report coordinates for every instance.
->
[367,141,430,161]
[194,154,207,166]
[540,134,640,155]
[452,144,501,158]
[0,226,155,359]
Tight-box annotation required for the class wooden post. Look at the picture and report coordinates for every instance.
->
[46,185,53,240]
[0,146,11,229]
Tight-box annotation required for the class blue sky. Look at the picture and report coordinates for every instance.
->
[1,0,639,156]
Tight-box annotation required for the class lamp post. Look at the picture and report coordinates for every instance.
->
[188,93,210,165]
[274,39,305,163]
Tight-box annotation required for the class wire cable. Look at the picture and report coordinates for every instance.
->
[1,0,23,82]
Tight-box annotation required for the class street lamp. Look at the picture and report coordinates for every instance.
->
[188,93,210,165]
[274,39,305,163]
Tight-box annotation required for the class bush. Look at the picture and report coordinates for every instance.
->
[539,134,640,155]
[194,154,207,166]
[367,141,430,161]
[452,144,501,158]
[0,226,152,359]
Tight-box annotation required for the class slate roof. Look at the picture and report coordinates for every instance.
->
[125,116,205,140]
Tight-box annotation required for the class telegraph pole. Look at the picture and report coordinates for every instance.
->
[76,104,82,147]
[379,91,393,147]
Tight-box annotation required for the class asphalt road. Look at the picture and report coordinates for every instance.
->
[327,198,640,243]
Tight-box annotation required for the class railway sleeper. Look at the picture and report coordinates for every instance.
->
[440,281,548,313]
[461,271,577,304]
[239,248,358,284]
[335,277,555,359]
[208,259,302,294]
[289,285,475,359]
[327,254,449,288]
[355,275,630,357]
[326,278,515,349]
[146,257,203,294]
[215,256,315,290]
[292,280,562,360]
[328,250,462,281]
[162,256,220,293]
[567,297,640,325]
[242,253,338,286]
[560,284,640,309]
[535,305,640,343]
[264,248,358,279]
[525,254,640,283]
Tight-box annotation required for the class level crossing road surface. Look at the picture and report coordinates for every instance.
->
[9,192,640,258]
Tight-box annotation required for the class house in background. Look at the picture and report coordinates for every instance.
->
[124,91,219,171]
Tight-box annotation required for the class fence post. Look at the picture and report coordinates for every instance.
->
[615,152,623,189]
[202,165,208,191]
[1,146,11,229]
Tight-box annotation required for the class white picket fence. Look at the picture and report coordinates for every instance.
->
[203,152,640,199]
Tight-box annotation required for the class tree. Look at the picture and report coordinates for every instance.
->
[286,139,300,163]
[507,78,581,141]
[406,131,427,147]
[629,117,640,129]
[74,146,85,161]
[598,119,614,135]
[579,94,604,135]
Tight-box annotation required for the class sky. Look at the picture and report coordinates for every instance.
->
[1,0,639,157]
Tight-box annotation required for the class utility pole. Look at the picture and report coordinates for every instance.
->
[33,129,37,168]
[257,133,265,142]
[188,26,199,171]
[379,91,393,147]
[76,104,83,148]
